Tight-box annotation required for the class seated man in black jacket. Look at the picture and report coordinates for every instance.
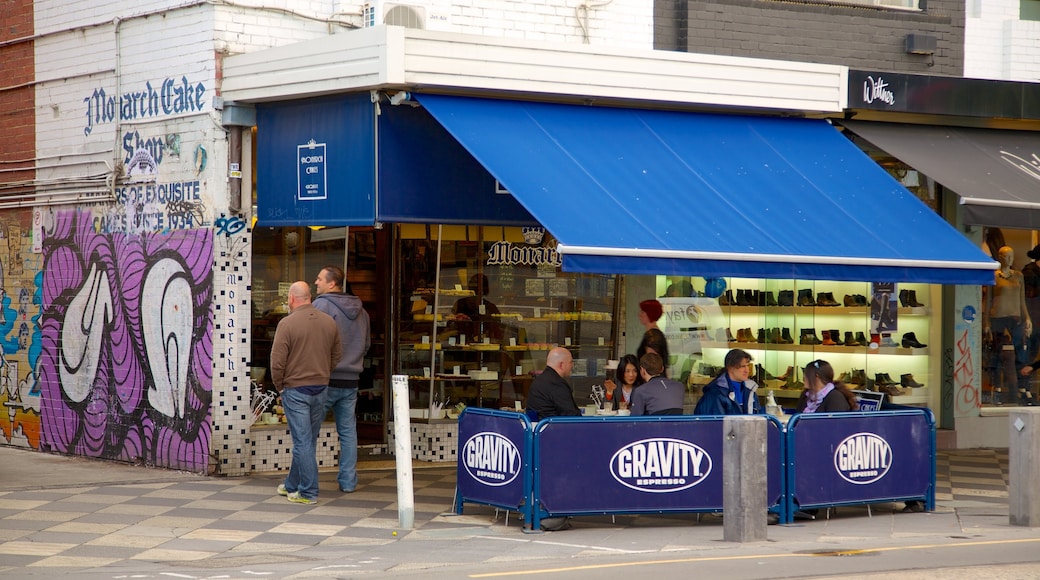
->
[527,347,580,419]
[631,352,686,416]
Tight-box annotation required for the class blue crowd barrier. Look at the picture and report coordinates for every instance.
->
[784,407,936,521]
[454,408,534,524]
[530,415,785,530]
[455,408,935,530]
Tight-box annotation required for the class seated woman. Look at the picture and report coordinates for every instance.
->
[795,359,858,520]
[796,359,859,413]
[603,354,642,410]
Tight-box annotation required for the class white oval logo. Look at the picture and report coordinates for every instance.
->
[609,438,712,493]
[833,432,893,485]
[462,432,521,487]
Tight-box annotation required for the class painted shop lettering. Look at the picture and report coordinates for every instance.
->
[83,76,207,136]
[123,130,165,166]
[115,181,201,205]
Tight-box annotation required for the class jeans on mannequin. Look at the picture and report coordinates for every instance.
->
[990,316,1029,404]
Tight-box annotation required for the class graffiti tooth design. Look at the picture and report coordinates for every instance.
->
[40,210,213,471]
[59,263,112,403]
[143,258,193,418]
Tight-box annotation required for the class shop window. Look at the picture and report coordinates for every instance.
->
[250,225,389,443]
[653,276,938,416]
[396,225,618,415]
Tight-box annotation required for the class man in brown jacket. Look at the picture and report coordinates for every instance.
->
[271,281,342,504]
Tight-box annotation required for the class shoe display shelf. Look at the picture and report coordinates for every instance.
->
[699,281,936,408]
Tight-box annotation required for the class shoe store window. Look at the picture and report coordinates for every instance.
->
[655,276,938,412]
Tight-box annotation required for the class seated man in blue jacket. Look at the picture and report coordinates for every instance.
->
[693,348,762,415]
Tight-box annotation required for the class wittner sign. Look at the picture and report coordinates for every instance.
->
[862,75,895,106]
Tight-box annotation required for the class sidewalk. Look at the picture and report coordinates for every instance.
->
[0,446,1024,577]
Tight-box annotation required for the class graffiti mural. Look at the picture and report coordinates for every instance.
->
[38,210,213,471]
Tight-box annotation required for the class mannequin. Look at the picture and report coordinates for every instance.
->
[1022,244,1040,359]
[983,246,1032,404]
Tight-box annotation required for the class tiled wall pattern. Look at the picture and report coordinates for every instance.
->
[387,421,458,462]
[213,227,252,476]
[249,423,343,471]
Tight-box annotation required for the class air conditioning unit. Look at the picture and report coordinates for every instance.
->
[363,2,426,29]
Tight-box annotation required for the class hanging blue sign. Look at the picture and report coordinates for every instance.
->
[297,141,327,201]
[256,94,376,226]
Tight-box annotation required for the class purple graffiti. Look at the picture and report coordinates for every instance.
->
[39,210,213,471]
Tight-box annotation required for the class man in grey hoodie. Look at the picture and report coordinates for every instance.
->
[314,265,371,493]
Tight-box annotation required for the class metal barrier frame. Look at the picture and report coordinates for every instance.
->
[454,408,534,525]
[455,409,934,530]
[783,407,936,522]
[529,414,787,529]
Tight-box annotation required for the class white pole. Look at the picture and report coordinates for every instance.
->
[392,374,415,529]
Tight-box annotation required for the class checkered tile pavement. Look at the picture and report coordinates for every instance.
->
[0,450,1012,572]
[0,463,469,571]
[934,448,1009,505]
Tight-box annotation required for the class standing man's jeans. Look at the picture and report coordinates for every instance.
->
[282,386,328,500]
[325,380,359,492]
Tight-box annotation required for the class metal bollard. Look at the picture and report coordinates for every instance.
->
[1009,408,1040,526]
[722,415,768,542]
[392,375,415,530]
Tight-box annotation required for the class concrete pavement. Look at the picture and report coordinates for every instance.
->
[0,445,1037,578]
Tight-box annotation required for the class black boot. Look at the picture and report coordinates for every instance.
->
[908,290,925,308]
[901,373,924,388]
[720,289,734,306]
[736,289,748,306]
[764,291,778,307]
[899,289,910,308]
[781,328,795,344]
[778,290,795,307]
[830,330,843,345]
[798,289,816,307]
[844,331,859,346]
[901,332,927,348]
[800,328,821,345]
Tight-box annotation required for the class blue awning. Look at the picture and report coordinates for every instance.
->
[416,94,997,284]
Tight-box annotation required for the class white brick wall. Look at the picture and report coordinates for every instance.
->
[214,0,652,57]
[965,0,1040,81]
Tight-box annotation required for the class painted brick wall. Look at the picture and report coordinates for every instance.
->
[655,0,965,78]
[13,2,227,472]
[0,0,36,189]
[214,0,654,56]
[965,0,1040,81]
